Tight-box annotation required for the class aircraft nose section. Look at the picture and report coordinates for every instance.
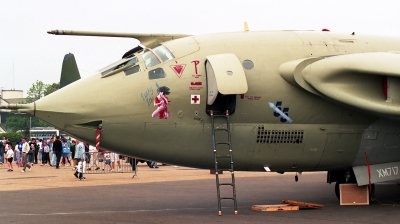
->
[17,85,84,131]
[33,94,69,129]
[4,99,70,132]
[22,75,103,142]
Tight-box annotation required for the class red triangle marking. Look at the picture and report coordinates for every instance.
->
[170,64,186,78]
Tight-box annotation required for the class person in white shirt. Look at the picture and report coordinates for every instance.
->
[74,157,86,180]
[6,144,14,171]
[37,139,43,164]
[87,145,100,171]
[41,140,51,166]
[21,138,32,173]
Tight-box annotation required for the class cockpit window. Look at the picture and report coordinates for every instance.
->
[140,49,160,68]
[125,65,140,76]
[139,45,175,68]
[152,45,174,62]
[99,44,175,77]
[100,56,139,76]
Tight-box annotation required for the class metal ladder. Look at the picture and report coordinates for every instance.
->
[210,110,238,216]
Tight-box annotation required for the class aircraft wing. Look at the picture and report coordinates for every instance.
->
[47,29,190,47]
[279,52,400,120]
[127,33,190,47]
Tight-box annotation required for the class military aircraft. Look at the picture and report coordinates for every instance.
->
[4,26,400,214]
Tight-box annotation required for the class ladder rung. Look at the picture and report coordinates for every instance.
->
[216,155,231,159]
[216,169,233,172]
[220,197,235,200]
[211,114,229,117]
[214,149,233,152]
[218,183,234,186]
[215,128,228,131]
[216,142,230,145]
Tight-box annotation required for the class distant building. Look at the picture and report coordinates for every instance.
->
[1,90,24,101]
[0,89,26,132]
[17,127,61,139]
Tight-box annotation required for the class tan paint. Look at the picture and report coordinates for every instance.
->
[7,30,400,174]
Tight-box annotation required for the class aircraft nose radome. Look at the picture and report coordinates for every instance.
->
[32,86,79,130]
[4,100,69,134]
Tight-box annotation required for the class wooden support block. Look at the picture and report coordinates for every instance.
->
[252,204,299,212]
[281,200,324,209]
[339,184,369,205]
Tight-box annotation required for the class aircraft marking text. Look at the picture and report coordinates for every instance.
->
[269,101,292,123]
[191,60,202,78]
[377,166,399,178]
[189,82,203,91]
[240,94,261,100]
[141,87,154,106]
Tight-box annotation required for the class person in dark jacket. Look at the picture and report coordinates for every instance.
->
[52,136,63,169]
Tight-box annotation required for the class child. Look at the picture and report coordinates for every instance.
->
[41,141,50,166]
[102,151,111,171]
[6,144,14,171]
[74,156,86,180]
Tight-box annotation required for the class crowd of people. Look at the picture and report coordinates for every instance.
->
[0,136,159,173]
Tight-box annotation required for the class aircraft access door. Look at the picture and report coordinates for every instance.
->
[205,54,248,115]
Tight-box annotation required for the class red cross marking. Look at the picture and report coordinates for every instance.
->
[192,95,199,103]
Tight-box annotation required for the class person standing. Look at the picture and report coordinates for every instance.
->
[70,140,76,166]
[73,140,85,170]
[0,139,4,165]
[53,136,63,169]
[74,156,86,180]
[49,138,56,166]
[4,138,12,164]
[102,151,112,171]
[61,138,70,166]
[110,152,121,172]
[33,138,40,164]
[28,138,37,166]
[37,139,43,164]
[21,138,32,173]
[18,139,23,152]
[14,142,21,166]
[87,145,100,171]
[84,143,90,164]
[41,140,50,166]
[6,144,14,171]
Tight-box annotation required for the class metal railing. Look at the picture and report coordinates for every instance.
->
[74,152,138,174]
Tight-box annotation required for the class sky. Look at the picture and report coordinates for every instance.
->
[1,0,400,97]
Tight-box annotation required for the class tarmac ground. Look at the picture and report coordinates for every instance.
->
[1,162,400,223]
